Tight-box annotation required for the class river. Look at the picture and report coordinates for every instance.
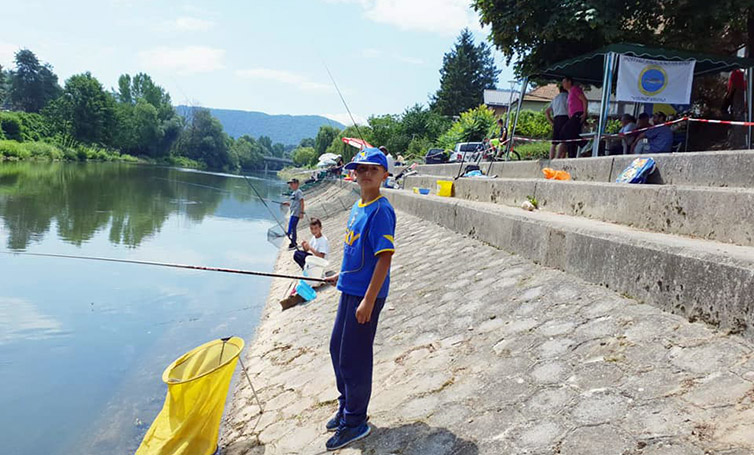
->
[0,162,285,455]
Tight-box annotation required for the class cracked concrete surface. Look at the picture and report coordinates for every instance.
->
[220,201,754,454]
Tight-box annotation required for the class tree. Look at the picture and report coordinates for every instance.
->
[299,137,315,148]
[314,125,340,157]
[173,108,231,170]
[292,146,317,167]
[113,73,180,157]
[0,65,9,107]
[45,72,117,145]
[437,105,497,150]
[231,135,264,170]
[8,49,61,113]
[430,29,498,117]
[472,0,754,77]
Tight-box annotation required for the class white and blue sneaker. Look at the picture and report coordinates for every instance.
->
[325,413,341,432]
[325,423,371,451]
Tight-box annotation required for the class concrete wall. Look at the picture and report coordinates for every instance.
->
[404,175,754,247]
[413,150,754,188]
[371,186,754,340]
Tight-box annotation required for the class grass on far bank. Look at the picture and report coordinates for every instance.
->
[0,139,138,163]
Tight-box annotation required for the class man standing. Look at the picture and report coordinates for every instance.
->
[545,86,569,159]
[281,178,304,249]
[557,76,589,159]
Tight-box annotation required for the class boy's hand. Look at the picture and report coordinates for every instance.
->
[324,273,339,284]
[301,240,310,251]
[356,299,374,324]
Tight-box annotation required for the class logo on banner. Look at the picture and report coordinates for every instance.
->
[638,65,668,96]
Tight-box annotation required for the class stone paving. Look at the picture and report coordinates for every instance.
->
[221,190,754,455]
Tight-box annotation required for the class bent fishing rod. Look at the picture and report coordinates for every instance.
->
[4,251,328,283]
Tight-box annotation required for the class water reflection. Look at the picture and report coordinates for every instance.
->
[0,162,281,250]
[0,162,283,455]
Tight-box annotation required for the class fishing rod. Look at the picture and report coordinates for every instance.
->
[238,173,304,251]
[323,62,367,145]
[153,177,285,204]
[4,251,328,282]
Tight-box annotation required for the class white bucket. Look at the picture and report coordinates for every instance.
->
[304,255,329,286]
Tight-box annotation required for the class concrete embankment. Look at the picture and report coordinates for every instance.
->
[221,182,754,454]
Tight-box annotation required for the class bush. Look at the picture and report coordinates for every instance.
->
[0,114,23,141]
[0,140,32,159]
[514,142,550,160]
[25,141,64,160]
[0,112,50,142]
[437,105,497,150]
[514,110,551,139]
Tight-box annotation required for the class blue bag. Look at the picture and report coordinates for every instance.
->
[615,157,656,184]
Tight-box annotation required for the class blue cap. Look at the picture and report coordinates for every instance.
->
[344,148,388,171]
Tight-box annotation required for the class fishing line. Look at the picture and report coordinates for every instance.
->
[323,61,367,144]
[154,176,285,204]
[5,251,328,282]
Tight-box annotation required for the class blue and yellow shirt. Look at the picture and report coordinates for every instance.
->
[336,195,396,299]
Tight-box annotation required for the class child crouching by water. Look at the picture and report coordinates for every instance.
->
[323,148,396,451]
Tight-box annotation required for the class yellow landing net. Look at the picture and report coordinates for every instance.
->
[136,336,245,455]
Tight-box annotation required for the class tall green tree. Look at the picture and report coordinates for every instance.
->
[45,72,117,145]
[430,29,498,117]
[472,0,754,77]
[173,108,231,170]
[314,125,340,157]
[8,49,61,113]
[299,137,315,148]
[0,65,9,107]
[114,73,180,157]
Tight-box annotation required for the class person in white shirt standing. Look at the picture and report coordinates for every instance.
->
[378,146,396,176]
[545,86,569,160]
[293,217,330,269]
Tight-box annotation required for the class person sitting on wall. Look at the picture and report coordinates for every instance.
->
[631,112,673,154]
[293,217,329,269]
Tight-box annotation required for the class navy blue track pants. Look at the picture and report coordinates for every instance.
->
[330,293,386,427]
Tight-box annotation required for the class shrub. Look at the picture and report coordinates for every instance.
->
[0,140,32,159]
[514,142,550,160]
[514,110,552,139]
[25,141,64,160]
[0,114,23,141]
[437,105,497,150]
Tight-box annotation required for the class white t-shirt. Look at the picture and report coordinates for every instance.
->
[550,93,568,117]
[309,234,329,258]
[386,154,396,175]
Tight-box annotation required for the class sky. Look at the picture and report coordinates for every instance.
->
[0,0,515,124]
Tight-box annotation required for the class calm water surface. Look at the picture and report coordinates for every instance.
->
[0,162,285,455]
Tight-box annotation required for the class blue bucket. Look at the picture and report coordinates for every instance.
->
[296,280,317,301]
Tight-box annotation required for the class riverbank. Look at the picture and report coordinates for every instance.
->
[220,182,754,454]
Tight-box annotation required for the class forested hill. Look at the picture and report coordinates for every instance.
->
[175,106,344,145]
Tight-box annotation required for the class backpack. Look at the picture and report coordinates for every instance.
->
[616,157,656,184]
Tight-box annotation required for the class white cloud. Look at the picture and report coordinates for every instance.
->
[138,46,225,74]
[323,112,368,126]
[0,297,66,345]
[235,68,333,93]
[328,0,481,35]
[396,55,424,65]
[0,42,18,67]
[163,16,216,32]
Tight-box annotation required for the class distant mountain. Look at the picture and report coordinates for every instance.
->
[176,106,345,145]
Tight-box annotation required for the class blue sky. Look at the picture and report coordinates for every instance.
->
[1,0,514,124]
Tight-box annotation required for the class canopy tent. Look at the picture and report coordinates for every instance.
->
[506,43,754,157]
[341,137,373,150]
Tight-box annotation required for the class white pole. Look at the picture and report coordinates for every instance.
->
[746,67,754,150]
[593,52,615,157]
[506,77,529,159]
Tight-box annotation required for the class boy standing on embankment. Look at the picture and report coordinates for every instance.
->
[324,148,396,451]
[281,178,304,249]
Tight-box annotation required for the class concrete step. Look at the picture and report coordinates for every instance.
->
[365,184,754,340]
[403,175,754,247]
[408,150,754,188]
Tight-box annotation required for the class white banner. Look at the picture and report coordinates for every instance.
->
[616,55,695,104]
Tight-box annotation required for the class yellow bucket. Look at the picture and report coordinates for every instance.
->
[436,180,453,197]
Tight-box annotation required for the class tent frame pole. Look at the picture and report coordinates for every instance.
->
[506,77,529,159]
[746,67,754,150]
[593,52,616,157]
